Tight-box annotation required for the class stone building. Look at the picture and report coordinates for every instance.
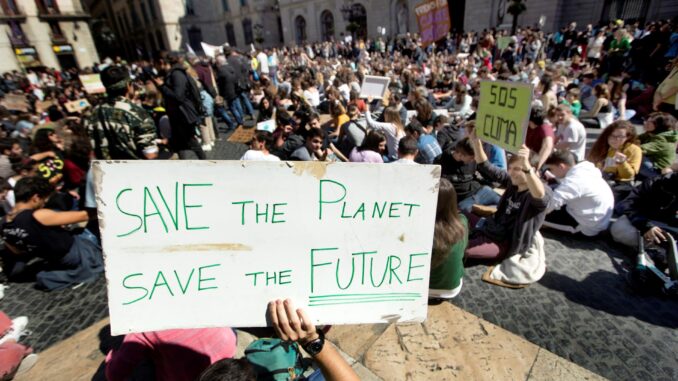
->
[85,0,283,60]
[0,0,99,73]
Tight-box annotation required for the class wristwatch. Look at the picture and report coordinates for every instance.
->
[302,329,325,356]
[522,167,534,174]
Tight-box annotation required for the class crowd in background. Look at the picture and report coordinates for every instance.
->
[0,15,677,380]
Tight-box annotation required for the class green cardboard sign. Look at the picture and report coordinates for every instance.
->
[476,80,533,154]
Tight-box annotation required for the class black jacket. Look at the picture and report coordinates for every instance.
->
[160,65,203,150]
[618,173,678,234]
[216,63,238,101]
[435,152,480,201]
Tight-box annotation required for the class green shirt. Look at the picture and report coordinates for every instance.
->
[429,214,468,291]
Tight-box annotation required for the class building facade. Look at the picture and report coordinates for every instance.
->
[0,0,99,73]
[85,0,283,60]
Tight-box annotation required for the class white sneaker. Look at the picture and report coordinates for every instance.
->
[202,144,212,152]
[0,316,29,345]
[16,353,38,374]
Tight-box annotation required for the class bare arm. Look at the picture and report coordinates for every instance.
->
[33,209,88,226]
[268,299,359,381]
[536,136,554,169]
[518,145,546,200]
[580,98,603,117]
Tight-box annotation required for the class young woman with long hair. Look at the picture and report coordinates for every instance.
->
[429,178,468,299]
[365,105,405,161]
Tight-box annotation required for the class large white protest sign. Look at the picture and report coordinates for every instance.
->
[201,42,222,59]
[360,75,391,99]
[93,161,440,335]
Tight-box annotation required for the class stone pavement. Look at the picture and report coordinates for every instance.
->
[2,128,678,380]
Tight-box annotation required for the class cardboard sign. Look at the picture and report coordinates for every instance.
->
[476,80,533,153]
[227,126,256,144]
[93,161,440,335]
[79,74,106,94]
[36,99,57,112]
[64,99,91,114]
[1,94,29,112]
[415,0,451,46]
[360,76,391,99]
[256,119,276,133]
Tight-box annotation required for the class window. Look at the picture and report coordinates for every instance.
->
[188,26,202,51]
[48,21,65,41]
[147,0,157,20]
[8,20,27,46]
[240,0,247,6]
[221,0,229,12]
[156,30,165,50]
[294,15,306,45]
[225,23,236,46]
[185,0,195,15]
[1,0,20,15]
[277,16,283,42]
[128,0,140,25]
[140,2,149,24]
[243,18,253,45]
[601,0,650,23]
[320,10,334,42]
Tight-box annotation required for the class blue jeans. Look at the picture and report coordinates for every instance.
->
[239,92,254,116]
[215,105,237,130]
[638,157,660,181]
[458,185,501,213]
[230,98,244,125]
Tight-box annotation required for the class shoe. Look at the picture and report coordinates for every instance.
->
[0,316,29,345]
[16,353,38,374]
[201,144,212,152]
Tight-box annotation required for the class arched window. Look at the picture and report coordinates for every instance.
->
[243,18,253,45]
[348,3,367,40]
[395,0,409,35]
[225,23,236,46]
[295,15,306,45]
[320,10,334,42]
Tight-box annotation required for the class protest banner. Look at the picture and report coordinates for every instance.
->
[1,94,29,112]
[64,99,91,114]
[359,75,390,99]
[93,161,440,335]
[79,74,106,94]
[201,42,222,59]
[415,0,451,46]
[476,80,533,153]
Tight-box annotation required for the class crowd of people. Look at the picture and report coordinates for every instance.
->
[0,15,677,380]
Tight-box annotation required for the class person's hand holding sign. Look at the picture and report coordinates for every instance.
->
[517,144,532,170]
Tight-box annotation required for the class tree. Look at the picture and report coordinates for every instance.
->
[507,0,527,35]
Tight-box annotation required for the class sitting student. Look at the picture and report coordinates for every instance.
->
[525,106,555,170]
[554,104,587,162]
[579,83,614,129]
[429,179,468,299]
[542,150,614,236]
[611,173,678,248]
[435,137,500,213]
[562,87,582,117]
[365,104,405,162]
[106,327,237,381]
[466,135,551,286]
[404,119,442,164]
[393,137,419,164]
[465,121,507,170]
[637,112,678,179]
[290,128,327,161]
[433,115,464,153]
[270,111,304,160]
[0,177,102,290]
[0,138,23,179]
[349,130,386,163]
[198,299,360,381]
[336,104,366,157]
[240,131,280,161]
[587,120,642,203]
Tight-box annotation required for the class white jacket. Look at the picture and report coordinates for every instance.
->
[548,161,614,236]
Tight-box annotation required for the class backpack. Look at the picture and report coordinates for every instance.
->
[245,338,308,381]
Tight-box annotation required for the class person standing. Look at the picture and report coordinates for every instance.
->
[223,46,255,121]
[155,52,206,160]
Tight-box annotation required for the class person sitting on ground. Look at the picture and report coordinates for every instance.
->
[611,173,678,249]
[348,130,386,163]
[240,131,280,161]
[106,327,237,381]
[198,299,360,381]
[554,104,587,162]
[562,87,582,117]
[525,106,555,170]
[270,111,304,160]
[393,137,419,164]
[542,150,614,236]
[0,138,23,180]
[433,114,464,153]
[336,104,366,158]
[365,99,405,161]
[0,177,102,290]
[404,119,442,164]
[465,121,507,170]
[290,128,327,161]
[579,83,614,129]
[587,120,642,203]
[429,178,468,299]
[435,137,501,213]
[465,131,551,261]
[637,112,678,179]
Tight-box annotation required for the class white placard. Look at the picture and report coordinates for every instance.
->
[406,110,418,125]
[257,119,276,133]
[94,161,440,335]
[201,42,222,59]
[360,75,391,99]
